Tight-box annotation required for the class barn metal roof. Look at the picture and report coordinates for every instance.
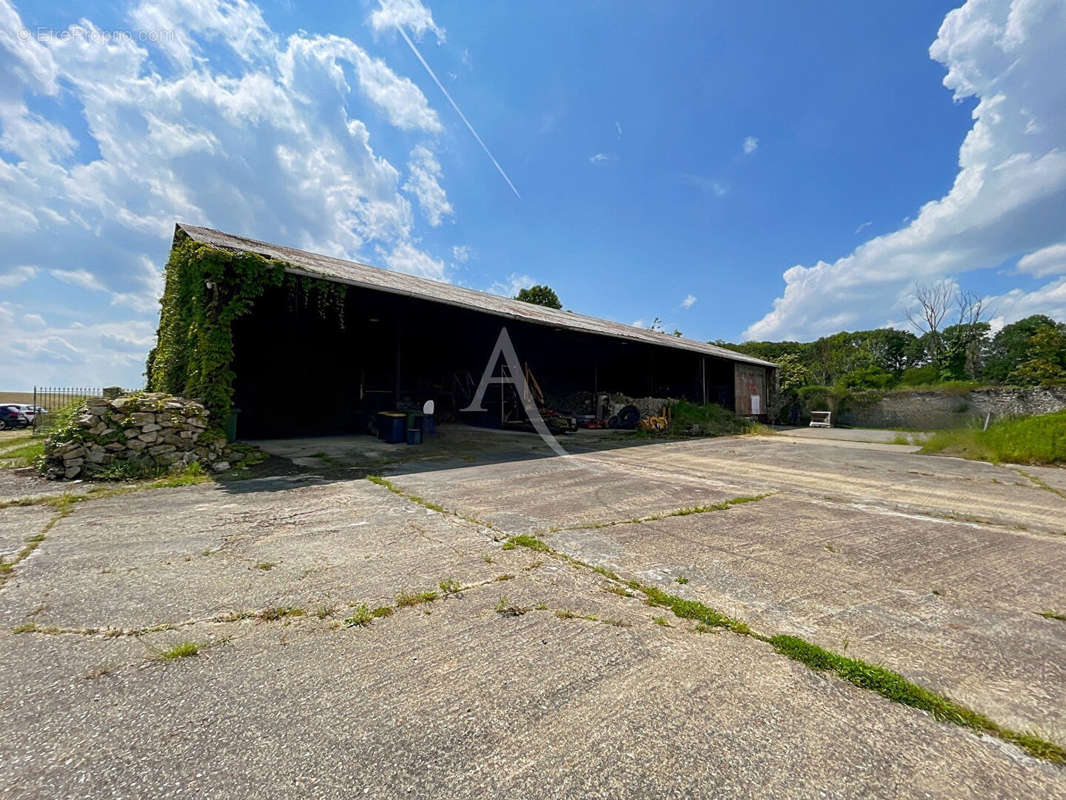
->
[176,223,776,369]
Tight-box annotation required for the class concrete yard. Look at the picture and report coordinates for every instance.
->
[1,427,1065,798]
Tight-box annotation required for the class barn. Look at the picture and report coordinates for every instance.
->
[151,224,776,440]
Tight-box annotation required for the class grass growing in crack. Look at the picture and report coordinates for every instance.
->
[395,590,438,608]
[652,616,671,627]
[438,578,462,596]
[254,561,275,571]
[768,634,1065,763]
[603,583,634,598]
[371,605,394,618]
[495,596,527,616]
[626,582,751,635]
[551,494,771,533]
[345,604,373,627]
[674,576,689,585]
[1039,610,1066,622]
[159,642,199,660]
[257,607,303,621]
[502,535,549,552]
[367,475,447,513]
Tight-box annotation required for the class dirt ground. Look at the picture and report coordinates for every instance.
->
[1,426,1064,798]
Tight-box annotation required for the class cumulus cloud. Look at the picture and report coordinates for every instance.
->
[0,300,156,386]
[0,0,456,386]
[589,152,612,165]
[404,144,453,225]
[742,136,758,155]
[1016,243,1066,278]
[681,294,697,309]
[370,0,446,43]
[451,244,470,263]
[746,0,1066,341]
[381,241,446,281]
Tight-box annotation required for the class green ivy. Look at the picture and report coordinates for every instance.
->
[147,233,346,420]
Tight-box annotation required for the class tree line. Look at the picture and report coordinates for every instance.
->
[717,284,1066,393]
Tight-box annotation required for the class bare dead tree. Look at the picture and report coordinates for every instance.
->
[955,289,991,378]
[955,289,986,328]
[906,281,955,365]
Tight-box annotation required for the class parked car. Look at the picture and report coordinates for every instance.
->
[16,405,46,423]
[0,405,30,429]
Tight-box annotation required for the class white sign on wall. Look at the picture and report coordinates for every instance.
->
[750,395,761,415]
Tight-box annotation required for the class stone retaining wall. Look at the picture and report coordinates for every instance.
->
[43,393,230,479]
[843,386,1066,429]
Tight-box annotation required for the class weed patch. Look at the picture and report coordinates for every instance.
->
[1038,610,1066,622]
[345,604,373,627]
[768,635,1064,763]
[395,590,438,608]
[921,410,1066,465]
[159,642,199,660]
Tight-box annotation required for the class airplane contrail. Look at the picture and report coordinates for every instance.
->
[396,25,521,199]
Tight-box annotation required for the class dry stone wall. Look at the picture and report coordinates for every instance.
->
[844,386,1066,429]
[43,393,230,480]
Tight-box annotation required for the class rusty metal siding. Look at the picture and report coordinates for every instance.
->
[735,364,768,416]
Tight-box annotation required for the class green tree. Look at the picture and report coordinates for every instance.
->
[985,315,1059,382]
[865,328,920,376]
[515,285,562,309]
[1008,325,1066,385]
[773,353,812,393]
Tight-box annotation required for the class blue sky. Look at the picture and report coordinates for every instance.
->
[1,0,1065,389]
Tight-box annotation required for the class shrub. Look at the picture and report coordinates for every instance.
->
[667,401,754,437]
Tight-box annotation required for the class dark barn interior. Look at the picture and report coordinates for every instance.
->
[231,281,748,440]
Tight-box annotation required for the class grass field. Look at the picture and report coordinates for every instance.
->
[0,392,35,405]
[920,410,1066,465]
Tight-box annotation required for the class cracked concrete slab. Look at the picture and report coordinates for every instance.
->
[2,429,1065,797]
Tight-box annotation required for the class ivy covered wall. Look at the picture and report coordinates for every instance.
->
[147,231,345,423]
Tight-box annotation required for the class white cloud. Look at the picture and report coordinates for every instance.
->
[681,294,697,309]
[0,0,454,387]
[451,244,470,263]
[403,144,452,225]
[746,0,1066,341]
[1017,242,1066,278]
[0,265,37,288]
[855,221,872,234]
[369,0,446,44]
[0,301,156,387]
[489,272,537,297]
[589,152,612,164]
[382,241,446,281]
[50,269,106,292]
[743,136,758,155]
[680,174,728,196]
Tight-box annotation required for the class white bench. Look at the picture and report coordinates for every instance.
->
[809,411,831,428]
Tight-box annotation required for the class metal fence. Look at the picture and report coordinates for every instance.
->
[30,386,102,435]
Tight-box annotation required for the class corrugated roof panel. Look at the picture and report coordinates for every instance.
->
[176,223,776,369]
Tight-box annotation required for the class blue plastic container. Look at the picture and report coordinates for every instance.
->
[406,428,423,445]
[377,412,406,444]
